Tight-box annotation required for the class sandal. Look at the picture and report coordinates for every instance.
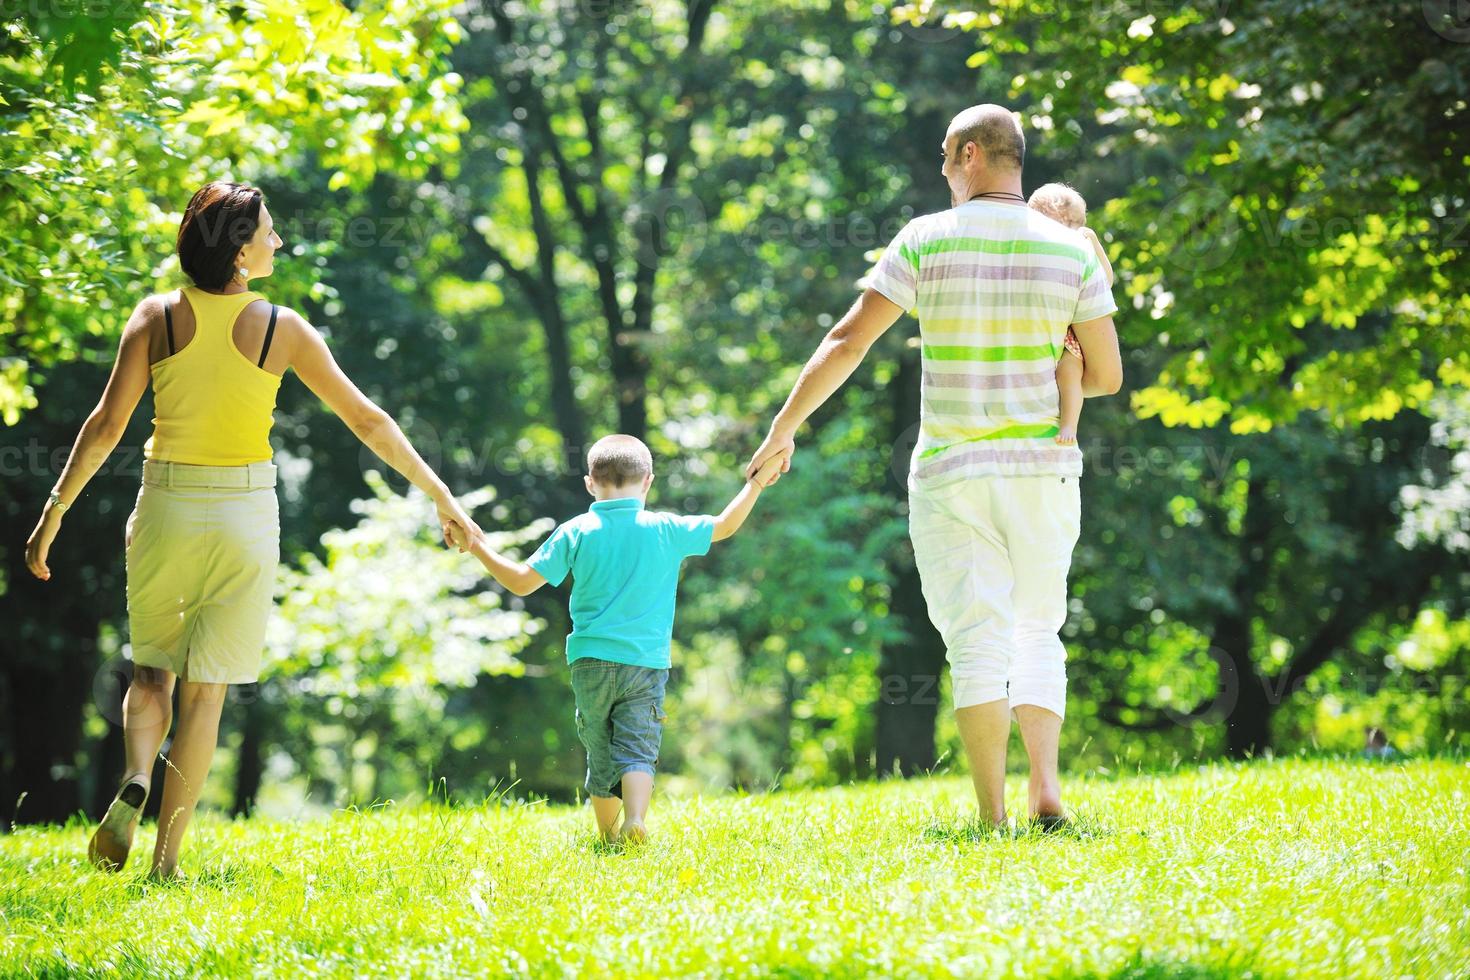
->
[88,779,148,871]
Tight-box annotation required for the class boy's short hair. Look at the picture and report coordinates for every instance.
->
[587,434,653,487]
[1028,183,1088,229]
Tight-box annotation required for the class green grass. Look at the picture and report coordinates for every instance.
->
[2,758,1466,978]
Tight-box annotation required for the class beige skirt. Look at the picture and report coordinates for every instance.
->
[126,460,280,684]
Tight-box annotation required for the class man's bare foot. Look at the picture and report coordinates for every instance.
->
[1055,426,1077,445]
[618,820,648,845]
[88,779,148,872]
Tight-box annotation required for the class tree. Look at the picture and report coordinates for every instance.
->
[956,0,1470,428]
[1,0,468,421]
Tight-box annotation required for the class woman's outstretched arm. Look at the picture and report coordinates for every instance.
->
[25,298,155,580]
[283,309,482,543]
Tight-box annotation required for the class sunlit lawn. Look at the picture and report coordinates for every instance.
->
[2,757,1465,978]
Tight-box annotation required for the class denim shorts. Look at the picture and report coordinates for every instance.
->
[569,658,669,799]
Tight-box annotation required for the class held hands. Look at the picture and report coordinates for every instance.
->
[436,496,481,554]
[443,518,474,553]
[745,427,795,487]
[749,454,786,489]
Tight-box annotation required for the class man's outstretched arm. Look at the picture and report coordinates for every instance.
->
[745,288,905,480]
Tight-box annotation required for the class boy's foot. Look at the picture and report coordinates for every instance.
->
[1055,427,1077,446]
[618,820,648,845]
[88,779,148,871]
[1031,812,1072,834]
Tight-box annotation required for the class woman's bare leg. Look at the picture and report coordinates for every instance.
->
[88,667,175,870]
[1056,351,1084,445]
[123,666,175,788]
[151,680,228,878]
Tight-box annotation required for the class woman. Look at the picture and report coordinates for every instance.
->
[23,181,479,879]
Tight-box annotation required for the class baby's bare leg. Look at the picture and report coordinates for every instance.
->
[1056,351,1084,445]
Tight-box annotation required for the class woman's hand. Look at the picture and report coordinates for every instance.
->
[25,509,62,581]
[442,518,473,553]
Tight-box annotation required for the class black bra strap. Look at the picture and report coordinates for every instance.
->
[164,300,175,355]
[258,305,279,368]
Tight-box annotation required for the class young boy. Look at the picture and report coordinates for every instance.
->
[1027,182,1117,446]
[450,434,782,844]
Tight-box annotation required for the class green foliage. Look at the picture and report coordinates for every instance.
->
[260,473,543,802]
[1,759,1466,975]
[5,0,1469,817]
[0,0,466,420]
[267,473,541,691]
[953,0,1470,429]
[673,437,910,789]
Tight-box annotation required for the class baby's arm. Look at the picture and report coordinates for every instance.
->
[1081,226,1115,286]
[449,522,547,596]
[711,456,784,542]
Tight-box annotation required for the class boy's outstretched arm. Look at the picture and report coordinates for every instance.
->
[448,522,547,596]
[712,456,784,542]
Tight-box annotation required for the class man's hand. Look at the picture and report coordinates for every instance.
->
[436,496,481,554]
[745,427,795,485]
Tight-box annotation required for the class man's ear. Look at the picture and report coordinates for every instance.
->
[643,473,655,492]
[584,475,596,497]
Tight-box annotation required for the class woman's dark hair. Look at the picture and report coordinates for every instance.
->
[176,181,263,290]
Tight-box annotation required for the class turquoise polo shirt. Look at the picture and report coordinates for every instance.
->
[527,497,716,669]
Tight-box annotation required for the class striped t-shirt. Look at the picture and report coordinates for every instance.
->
[861,200,1117,488]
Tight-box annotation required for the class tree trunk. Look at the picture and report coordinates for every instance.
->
[1214,608,1274,758]
[232,684,266,817]
[1216,471,1276,758]
[875,345,946,777]
[1,658,90,826]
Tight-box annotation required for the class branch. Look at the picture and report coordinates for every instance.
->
[628,0,718,332]
[1273,561,1436,693]
[1095,698,1182,732]
[458,229,542,306]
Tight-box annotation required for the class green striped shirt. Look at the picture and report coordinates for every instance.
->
[860,201,1117,487]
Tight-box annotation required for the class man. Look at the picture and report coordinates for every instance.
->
[746,104,1121,829]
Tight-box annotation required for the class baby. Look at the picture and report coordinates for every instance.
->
[1027,183,1116,445]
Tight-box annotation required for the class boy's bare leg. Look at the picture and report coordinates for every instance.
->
[617,771,654,843]
[1056,351,1084,445]
[591,796,622,841]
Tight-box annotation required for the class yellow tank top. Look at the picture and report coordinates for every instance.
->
[143,287,282,466]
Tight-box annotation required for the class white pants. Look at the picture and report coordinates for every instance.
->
[908,475,1081,718]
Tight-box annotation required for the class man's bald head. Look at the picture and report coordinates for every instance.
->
[945,104,1025,174]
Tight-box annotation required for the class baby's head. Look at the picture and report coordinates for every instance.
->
[1028,182,1088,229]
[585,434,654,499]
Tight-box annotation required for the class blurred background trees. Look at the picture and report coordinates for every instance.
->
[3,0,1466,824]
